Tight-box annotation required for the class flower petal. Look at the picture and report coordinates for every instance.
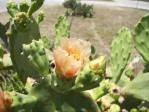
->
[54,47,81,79]
[54,38,91,79]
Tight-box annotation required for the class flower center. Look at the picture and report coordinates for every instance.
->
[69,51,80,61]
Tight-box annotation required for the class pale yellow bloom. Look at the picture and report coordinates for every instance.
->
[54,38,91,79]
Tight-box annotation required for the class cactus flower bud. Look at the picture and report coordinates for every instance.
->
[89,56,106,75]
[108,104,120,112]
[0,88,12,112]
[53,38,91,79]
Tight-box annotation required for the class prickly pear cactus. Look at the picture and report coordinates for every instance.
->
[6,0,19,17]
[6,0,44,83]
[55,16,70,45]
[22,39,49,76]
[72,63,104,91]
[110,27,132,84]
[134,14,149,63]
[7,12,39,83]
[87,79,110,100]
[19,0,29,12]
[9,91,37,112]
[4,0,149,111]
[50,58,106,93]
[29,76,101,112]
[123,72,149,102]
[28,0,45,16]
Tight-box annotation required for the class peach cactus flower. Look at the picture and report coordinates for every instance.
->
[0,88,12,112]
[54,38,91,79]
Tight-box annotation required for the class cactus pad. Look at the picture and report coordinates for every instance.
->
[55,16,70,45]
[134,14,149,63]
[6,0,19,17]
[19,0,29,13]
[124,72,149,102]
[110,27,132,84]
[28,0,45,15]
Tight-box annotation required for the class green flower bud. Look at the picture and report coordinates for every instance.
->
[108,104,121,112]
[89,56,106,75]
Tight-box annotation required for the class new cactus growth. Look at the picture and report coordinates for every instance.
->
[72,63,104,91]
[36,11,44,24]
[21,39,49,76]
[19,0,29,13]
[110,27,132,84]
[28,0,45,16]
[54,16,70,45]
[6,0,19,17]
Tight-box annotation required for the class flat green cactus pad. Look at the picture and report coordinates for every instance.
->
[134,14,149,63]
[110,27,132,84]
[124,72,149,102]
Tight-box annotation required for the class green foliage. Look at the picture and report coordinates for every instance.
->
[63,0,94,18]
[110,27,132,84]
[0,72,24,92]
[63,0,78,10]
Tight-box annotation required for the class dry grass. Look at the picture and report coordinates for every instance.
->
[0,4,148,57]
